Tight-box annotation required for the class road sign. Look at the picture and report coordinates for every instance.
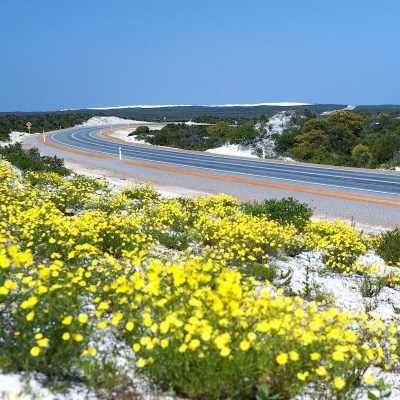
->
[26,122,32,127]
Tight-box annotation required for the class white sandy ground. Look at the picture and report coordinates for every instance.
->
[104,127,159,145]
[265,111,301,135]
[65,102,311,111]
[108,128,151,144]
[321,105,356,116]
[206,143,258,158]
[0,131,34,147]
[79,116,150,126]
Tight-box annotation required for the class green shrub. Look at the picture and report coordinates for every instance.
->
[129,125,150,136]
[0,131,10,141]
[241,197,313,230]
[375,228,400,265]
[152,230,192,251]
[236,262,278,282]
[0,143,70,175]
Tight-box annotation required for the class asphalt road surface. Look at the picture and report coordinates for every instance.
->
[50,125,400,199]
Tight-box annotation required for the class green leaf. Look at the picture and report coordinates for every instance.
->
[367,392,378,400]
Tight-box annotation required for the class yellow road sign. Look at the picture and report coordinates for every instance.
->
[26,122,32,127]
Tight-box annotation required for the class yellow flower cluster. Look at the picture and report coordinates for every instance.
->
[305,221,367,272]
[0,161,398,399]
[194,213,299,263]
[110,256,397,398]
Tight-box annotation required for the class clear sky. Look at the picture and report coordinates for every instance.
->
[2,0,400,111]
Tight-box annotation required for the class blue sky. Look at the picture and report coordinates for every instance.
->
[1,0,400,111]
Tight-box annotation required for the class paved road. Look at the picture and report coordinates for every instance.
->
[49,125,400,199]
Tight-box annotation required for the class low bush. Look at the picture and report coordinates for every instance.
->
[375,227,400,266]
[129,126,150,136]
[0,131,10,141]
[0,143,70,175]
[241,197,313,230]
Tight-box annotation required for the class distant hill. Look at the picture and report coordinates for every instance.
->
[2,104,400,121]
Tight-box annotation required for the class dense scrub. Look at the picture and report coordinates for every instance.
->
[0,113,92,141]
[241,197,313,230]
[376,228,400,266]
[277,110,400,169]
[0,143,70,175]
[134,122,258,151]
[0,160,399,399]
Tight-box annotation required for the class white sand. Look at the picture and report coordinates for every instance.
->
[206,143,258,158]
[79,116,150,126]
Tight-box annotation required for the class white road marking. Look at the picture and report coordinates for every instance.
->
[80,130,400,186]
[50,130,400,197]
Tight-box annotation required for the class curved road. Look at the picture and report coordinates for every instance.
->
[48,125,400,199]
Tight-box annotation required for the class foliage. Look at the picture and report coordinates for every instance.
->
[371,131,400,165]
[0,143,70,175]
[134,122,259,151]
[227,122,258,145]
[359,275,388,298]
[305,221,367,273]
[118,257,396,400]
[325,111,366,155]
[193,115,244,124]
[375,228,400,266]
[303,107,317,119]
[207,121,232,137]
[137,123,224,151]
[129,125,150,136]
[291,129,331,161]
[352,143,371,165]
[367,378,392,400]
[241,197,313,231]
[279,110,400,169]
[0,113,92,139]
[272,128,301,154]
[120,181,160,204]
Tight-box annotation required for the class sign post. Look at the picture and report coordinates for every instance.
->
[26,122,32,134]
[119,147,122,160]
[43,129,46,143]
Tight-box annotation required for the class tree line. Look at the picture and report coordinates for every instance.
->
[0,113,92,141]
[274,110,400,168]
